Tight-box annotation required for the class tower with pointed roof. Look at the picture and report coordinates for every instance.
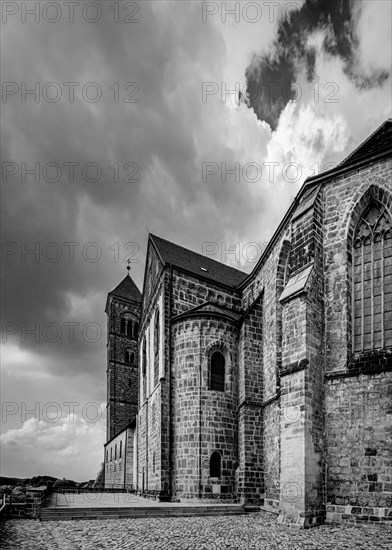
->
[105,273,142,441]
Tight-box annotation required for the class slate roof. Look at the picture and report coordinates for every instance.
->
[172,302,242,322]
[150,234,248,288]
[338,119,392,168]
[279,263,313,302]
[108,275,142,303]
[292,185,321,221]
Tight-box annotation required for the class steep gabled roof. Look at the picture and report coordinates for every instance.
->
[108,274,142,303]
[338,119,392,169]
[150,234,247,289]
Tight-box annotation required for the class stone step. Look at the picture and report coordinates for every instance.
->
[41,505,242,512]
[40,512,246,521]
[40,505,246,521]
[40,507,245,515]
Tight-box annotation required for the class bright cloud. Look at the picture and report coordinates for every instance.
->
[1,408,106,481]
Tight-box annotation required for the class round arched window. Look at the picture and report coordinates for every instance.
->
[210,351,225,392]
[210,451,222,478]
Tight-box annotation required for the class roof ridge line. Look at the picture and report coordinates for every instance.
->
[150,233,248,276]
[338,119,390,167]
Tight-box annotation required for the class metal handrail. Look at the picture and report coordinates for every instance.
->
[0,494,12,515]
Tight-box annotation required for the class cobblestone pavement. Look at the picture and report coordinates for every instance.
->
[1,512,391,550]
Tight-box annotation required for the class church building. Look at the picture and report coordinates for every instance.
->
[103,120,392,527]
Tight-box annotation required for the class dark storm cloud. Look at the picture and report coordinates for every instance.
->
[1,1,261,381]
[245,0,390,129]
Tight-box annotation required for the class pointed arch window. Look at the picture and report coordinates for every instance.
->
[353,203,392,352]
[209,352,225,392]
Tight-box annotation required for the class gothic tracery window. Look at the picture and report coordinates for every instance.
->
[353,202,392,352]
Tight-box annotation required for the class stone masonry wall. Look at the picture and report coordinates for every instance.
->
[325,372,392,524]
[238,223,293,508]
[159,267,242,499]
[238,294,264,505]
[137,239,165,496]
[172,317,238,500]
[171,270,242,317]
[322,157,392,522]
[105,429,126,489]
[263,399,280,509]
[107,296,140,441]
[137,387,161,494]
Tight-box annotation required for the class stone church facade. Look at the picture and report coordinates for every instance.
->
[103,120,392,527]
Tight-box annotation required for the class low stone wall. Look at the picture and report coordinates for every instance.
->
[6,503,27,518]
[264,498,279,512]
[26,488,49,518]
[326,504,392,525]
[176,495,240,504]
[53,487,129,494]
[1,487,52,520]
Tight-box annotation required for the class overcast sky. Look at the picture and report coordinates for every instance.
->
[1,0,391,481]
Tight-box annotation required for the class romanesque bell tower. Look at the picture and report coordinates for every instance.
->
[105,270,142,441]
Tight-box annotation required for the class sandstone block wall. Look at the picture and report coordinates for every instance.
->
[238,295,264,505]
[172,318,238,500]
[137,387,162,493]
[263,399,280,508]
[322,157,392,521]
[105,427,135,489]
[107,296,140,441]
[326,373,392,517]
